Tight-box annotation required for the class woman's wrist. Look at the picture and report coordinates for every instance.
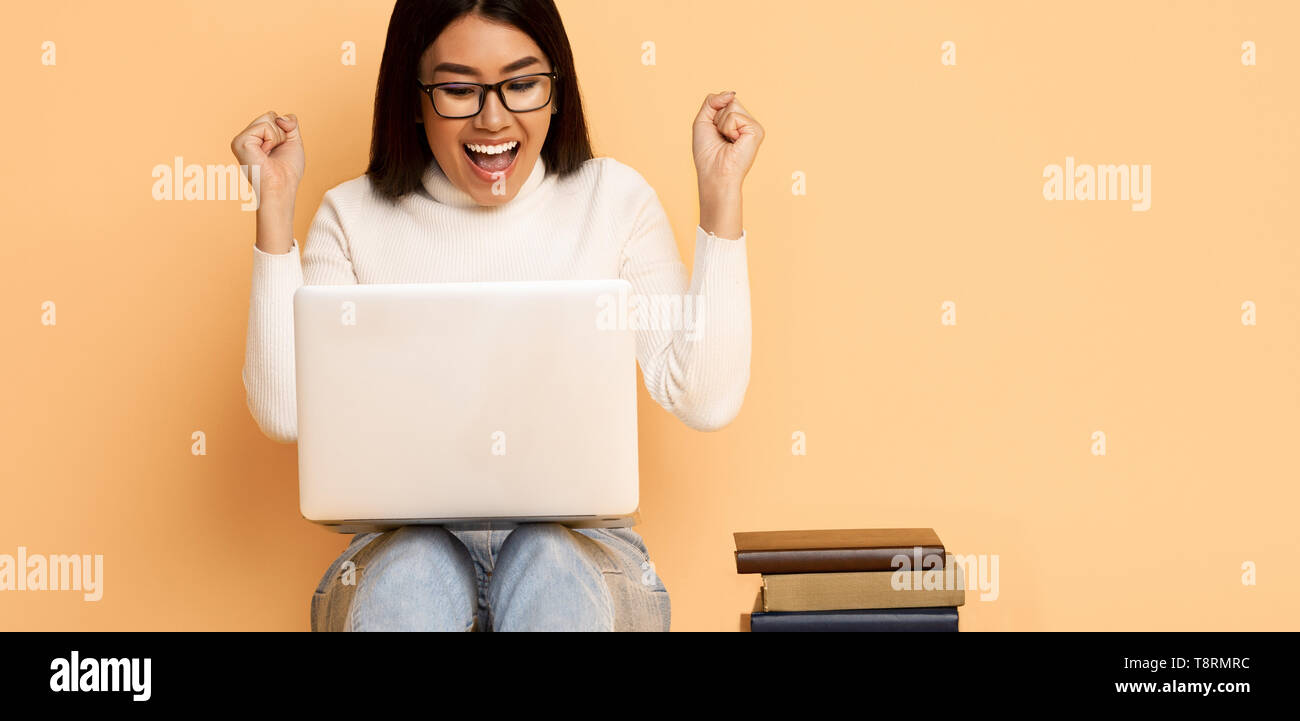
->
[698,180,743,240]
[255,200,296,254]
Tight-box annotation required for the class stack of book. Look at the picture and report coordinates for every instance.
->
[735,528,965,632]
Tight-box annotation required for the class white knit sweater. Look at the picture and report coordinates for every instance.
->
[242,155,752,443]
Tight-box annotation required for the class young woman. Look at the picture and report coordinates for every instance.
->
[232,0,763,631]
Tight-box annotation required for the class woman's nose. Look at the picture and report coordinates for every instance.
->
[476,91,510,129]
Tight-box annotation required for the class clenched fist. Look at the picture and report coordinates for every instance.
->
[693,91,764,194]
[230,111,304,254]
[231,111,304,204]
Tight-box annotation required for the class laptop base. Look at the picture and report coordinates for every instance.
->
[312,511,641,534]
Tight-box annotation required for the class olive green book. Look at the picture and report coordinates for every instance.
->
[761,565,966,612]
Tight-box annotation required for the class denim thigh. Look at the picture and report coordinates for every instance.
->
[572,526,671,632]
[310,525,670,632]
[310,532,383,632]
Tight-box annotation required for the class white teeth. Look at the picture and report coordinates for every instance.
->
[464,141,519,155]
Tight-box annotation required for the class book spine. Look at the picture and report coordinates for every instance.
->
[750,607,959,632]
[735,546,946,574]
[762,567,966,611]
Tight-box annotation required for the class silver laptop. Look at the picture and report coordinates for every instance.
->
[293,279,639,533]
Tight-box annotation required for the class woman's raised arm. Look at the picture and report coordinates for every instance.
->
[232,112,357,443]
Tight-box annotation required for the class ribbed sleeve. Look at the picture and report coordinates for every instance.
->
[242,192,357,443]
[617,177,751,431]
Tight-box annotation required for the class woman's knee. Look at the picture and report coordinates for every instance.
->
[347,526,477,631]
[494,523,601,574]
[490,523,616,631]
[499,522,569,553]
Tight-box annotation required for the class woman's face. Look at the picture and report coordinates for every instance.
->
[418,14,555,206]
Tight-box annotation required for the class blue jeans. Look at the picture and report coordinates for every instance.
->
[310,523,671,631]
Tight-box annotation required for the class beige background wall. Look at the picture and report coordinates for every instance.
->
[2,0,1296,630]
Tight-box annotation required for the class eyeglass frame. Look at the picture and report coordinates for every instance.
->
[417,71,560,119]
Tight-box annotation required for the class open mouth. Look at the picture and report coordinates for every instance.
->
[462,140,520,175]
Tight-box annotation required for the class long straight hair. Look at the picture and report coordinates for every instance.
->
[366,0,594,200]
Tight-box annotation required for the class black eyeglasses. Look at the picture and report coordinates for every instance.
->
[418,72,559,119]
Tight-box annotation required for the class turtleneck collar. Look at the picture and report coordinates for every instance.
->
[421,154,548,209]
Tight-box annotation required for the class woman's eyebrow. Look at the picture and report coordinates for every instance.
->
[433,56,540,76]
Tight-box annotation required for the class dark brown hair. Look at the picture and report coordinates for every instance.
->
[366,0,594,200]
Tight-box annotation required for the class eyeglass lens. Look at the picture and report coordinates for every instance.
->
[432,75,552,117]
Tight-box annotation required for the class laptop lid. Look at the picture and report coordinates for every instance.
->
[293,279,639,528]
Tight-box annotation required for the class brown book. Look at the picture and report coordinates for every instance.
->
[734,528,946,574]
[761,564,966,612]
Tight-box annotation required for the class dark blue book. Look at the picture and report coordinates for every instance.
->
[750,606,958,632]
